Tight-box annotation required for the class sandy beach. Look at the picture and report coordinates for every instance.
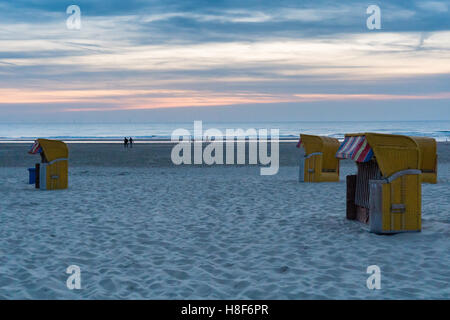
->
[0,142,449,299]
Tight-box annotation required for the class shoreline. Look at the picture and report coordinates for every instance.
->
[2,141,449,168]
[0,139,300,144]
[1,139,450,144]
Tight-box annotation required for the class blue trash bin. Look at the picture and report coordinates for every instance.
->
[28,168,36,184]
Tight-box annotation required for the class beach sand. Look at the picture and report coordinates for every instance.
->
[0,142,449,299]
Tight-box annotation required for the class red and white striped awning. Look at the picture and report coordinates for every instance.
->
[336,136,374,162]
[28,141,42,154]
[296,137,303,148]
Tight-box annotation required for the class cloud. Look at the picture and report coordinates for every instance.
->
[417,1,449,13]
[2,31,449,79]
[0,1,449,120]
[1,87,449,113]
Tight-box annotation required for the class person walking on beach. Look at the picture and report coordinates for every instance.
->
[124,137,128,148]
[129,137,133,148]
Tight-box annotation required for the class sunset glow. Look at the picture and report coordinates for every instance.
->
[0,1,449,120]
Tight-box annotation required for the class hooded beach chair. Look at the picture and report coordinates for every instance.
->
[336,133,423,234]
[411,137,437,184]
[28,139,69,190]
[297,134,340,182]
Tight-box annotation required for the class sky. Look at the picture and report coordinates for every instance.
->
[0,0,449,122]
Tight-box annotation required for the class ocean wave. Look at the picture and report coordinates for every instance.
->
[1,121,449,141]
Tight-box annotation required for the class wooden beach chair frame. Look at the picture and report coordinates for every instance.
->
[342,133,423,234]
[298,134,340,182]
[34,139,69,190]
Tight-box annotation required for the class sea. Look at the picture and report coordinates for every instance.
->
[0,121,449,142]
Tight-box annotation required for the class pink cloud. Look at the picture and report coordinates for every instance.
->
[1,88,449,112]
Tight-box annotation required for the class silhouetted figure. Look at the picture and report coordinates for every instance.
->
[129,137,133,148]
[124,137,128,148]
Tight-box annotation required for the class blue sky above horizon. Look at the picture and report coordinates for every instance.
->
[0,0,449,122]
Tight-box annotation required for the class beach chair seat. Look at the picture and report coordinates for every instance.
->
[40,159,69,190]
[368,169,421,233]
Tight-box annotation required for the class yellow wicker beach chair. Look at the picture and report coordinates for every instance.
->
[298,134,340,182]
[337,133,422,234]
[411,137,437,184]
[33,139,69,190]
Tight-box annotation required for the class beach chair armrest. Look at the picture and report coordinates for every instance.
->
[385,169,421,183]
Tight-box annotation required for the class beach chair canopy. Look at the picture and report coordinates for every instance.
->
[28,139,69,162]
[299,134,340,170]
[336,133,420,178]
